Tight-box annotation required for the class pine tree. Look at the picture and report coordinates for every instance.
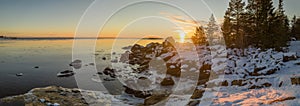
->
[222,0,245,48]
[291,15,297,38]
[192,26,208,45]
[255,0,275,49]
[271,0,290,50]
[243,0,257,46]
[222,10,234,48]
[294,18,300,40]
[206,14,219,43]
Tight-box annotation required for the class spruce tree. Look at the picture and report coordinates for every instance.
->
[222,0,245,48]
[271,0,290,50]
[255,0,275,49]
[206,14,219,43]
[294,18,300,40]
[243,0,257,46]
[291,15,297,38]
[192,26,208,46]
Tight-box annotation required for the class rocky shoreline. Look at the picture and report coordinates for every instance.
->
[0,86,87,106]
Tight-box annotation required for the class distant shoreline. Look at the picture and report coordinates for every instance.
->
[0,36,165,40]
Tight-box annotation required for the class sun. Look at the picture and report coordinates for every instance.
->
[177,30,186,43]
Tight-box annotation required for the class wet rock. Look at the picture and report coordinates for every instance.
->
[119,51,130,63]
[97,72,103,75]
[103,77,115,81]
[103,67,116,78]
[0,86,87,106]
[122,45,132,50]
[160,77,175,86]
[57,70,75,77]
[69,60,82,69]
[16,73,23,76]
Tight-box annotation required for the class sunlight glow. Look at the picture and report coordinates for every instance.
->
[178,30,186,43]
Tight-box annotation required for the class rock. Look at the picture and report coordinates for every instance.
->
[144,94,169,105]
[53,103,60,106]
[200,64,211,71]
[89,63,94,66]
[39,99,46,103]
[291,77,300,85]
[46,103,52,106]
[295,62,300,65]
[102,57,106,60]
[250,66,267,76]
[97,72,103,75]
[103,77,115,81]
[221,80,229,86]
[57,70,75,77]
[103,67,116,78]
[34,66,39,69]
[0,86,88,106]
[160,77,175,86]
[131,44,144,53]
[124,86,151,98]
[231,80,244,86]
[262,83,272,87]
[69,60,82,69]
[111,59,118,63]
[283,53,297,62]
[191,89,204,99]
[122,45,132,50]
[16,73,23,76]
[187,100,200,106]
[119,51,130,63]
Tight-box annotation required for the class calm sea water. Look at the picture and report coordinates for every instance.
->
[0,39,163,98]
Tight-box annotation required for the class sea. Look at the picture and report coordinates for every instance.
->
[0,38,164,98]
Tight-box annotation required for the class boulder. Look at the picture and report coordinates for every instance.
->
[283,53,297,62]
[16,73,23,76]
[69,60,82,69]
[160,77,175,86]
[124,86,151,98]
[57,70,75,77]
[144,94,169,105]
[103,67,116,78]
[191,89,205,99]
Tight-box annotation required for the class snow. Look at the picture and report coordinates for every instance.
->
[213,87,296,105]
[84,41,300,105]
[289,41,300,57]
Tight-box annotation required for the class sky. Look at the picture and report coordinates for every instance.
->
[0,0,299,38]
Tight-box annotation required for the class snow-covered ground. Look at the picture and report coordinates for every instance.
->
[7,41,300,106]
